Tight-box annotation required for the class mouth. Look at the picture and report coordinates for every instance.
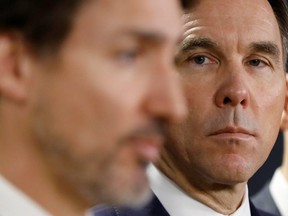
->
[208,126,255,140]
[123,122,168,163]
[129,133,165,162]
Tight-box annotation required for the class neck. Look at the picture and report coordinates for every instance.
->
[156,161,246,215]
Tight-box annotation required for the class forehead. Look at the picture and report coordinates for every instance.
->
[182,0,282,53]
[70,0,182,43]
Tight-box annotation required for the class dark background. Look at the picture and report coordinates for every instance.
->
[248,132,284,196]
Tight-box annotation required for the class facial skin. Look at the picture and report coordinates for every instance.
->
[157,0,287,214]
[0,0,187,215]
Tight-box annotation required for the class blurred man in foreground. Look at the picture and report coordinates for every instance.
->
[0,0,188,215]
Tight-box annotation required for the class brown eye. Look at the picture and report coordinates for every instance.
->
[192,55,206,64]
[249,59,261,66]
[182,53,217,68]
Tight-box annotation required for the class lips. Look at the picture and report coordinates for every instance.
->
[123,121,168,162]
[131,134,165,162]
[208,126,255,140]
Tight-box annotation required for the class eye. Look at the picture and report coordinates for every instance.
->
[186,55,216,65]
[249,59,261,66]
[193,55,206,64]
[247,59,268,67]
[117,50,140,63]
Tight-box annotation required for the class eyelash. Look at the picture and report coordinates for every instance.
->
[247,58,269,68]
[184,54,270,68]
[116,48,142,64]
[185,55,216,65]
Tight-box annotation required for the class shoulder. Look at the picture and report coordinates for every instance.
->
[117,195,169,216]
[250,198,278,216]
[251,182,272,206]
[141,194,169,216]
[251,183,280,216]
[92,195,169,216]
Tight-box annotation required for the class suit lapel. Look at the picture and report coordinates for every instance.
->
[141,195,169,216]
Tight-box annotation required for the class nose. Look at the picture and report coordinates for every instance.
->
[215,69,249,108]
[144,62,187,123]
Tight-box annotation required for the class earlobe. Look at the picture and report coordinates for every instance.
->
[0,34,30,103]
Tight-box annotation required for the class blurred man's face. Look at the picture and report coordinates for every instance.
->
[160,0,287,187]
[27,0,186,207]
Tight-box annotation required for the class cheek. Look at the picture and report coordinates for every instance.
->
[184,79,213,111]
[254,83,286,158]
[182,97,211,143]
[262,98,284,126]
[37,82,127,158]
[258,82,285,131]
[169,118,202,163]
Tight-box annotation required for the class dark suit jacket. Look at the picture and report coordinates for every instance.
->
[93,194,276,216]
[252,182,281,216]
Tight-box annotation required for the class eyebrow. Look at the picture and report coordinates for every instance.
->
[179,37,282,62]
[179,37,219,53]
[248,41,281,63]
[119,29,169,45]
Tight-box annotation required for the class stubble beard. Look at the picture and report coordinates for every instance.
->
[32,120,152,209]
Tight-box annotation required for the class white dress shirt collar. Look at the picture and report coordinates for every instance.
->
[147,165,251,216]
[0,174,51,216]
[269,168,288,216]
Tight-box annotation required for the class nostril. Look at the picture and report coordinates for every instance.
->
[223,97,231,104]
[240,99,247,106]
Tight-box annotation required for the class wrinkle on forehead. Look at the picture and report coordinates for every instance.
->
[180,0,283,60]
[185,0,273,16]
[182,0,278,27]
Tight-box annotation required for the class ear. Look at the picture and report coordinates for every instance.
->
[280,73,288,131]
[0,34,31,103]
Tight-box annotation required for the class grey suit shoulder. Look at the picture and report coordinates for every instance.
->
[252,182,281,216]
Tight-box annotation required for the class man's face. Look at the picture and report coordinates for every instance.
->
[161,0,287,186]
[27,0,186,207]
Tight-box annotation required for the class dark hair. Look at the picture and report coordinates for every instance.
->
[0,0,191,55]
[0,0,85,55]
[268,0,288,66]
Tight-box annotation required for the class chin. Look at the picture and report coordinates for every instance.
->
[210,159,253,184]
[103,168,153,208]
[115,186,153,208]
[81,175,152,209]
[217,174,250,185]
[214,166,252,185]
[100,178,153,209]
